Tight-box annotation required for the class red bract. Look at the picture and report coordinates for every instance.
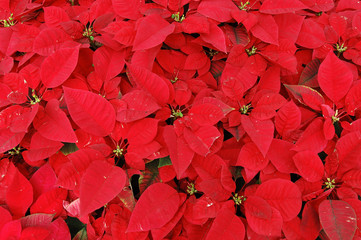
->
[2,0,361,239]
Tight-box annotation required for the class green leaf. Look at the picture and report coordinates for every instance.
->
[61,143,79,156]
[158,156,172,168]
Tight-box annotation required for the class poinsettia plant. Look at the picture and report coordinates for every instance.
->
[1,0,361,239]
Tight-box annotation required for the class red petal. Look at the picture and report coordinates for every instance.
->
[34,99,77,143]
[33,28,72,56]
[127,183,179,232]
[133,14,175,51]
[255,178,302,221]
[93,47,125,82]
[163,126,194,178]
[183,126,221,156]
[251,14,279,45]
[43,6,70,28]
[127,63,170,106]
[63,87,116,137]
[296,19,326,49]
[189,103,224,126]
[267,139,298,174]
[244,195,273,220]
[237,142,269,171]
[112,0,144,20]
[319,200,357,240]
[6,167,33,217]
[127,118,159,145]
[246,206,283,237]
[292,118,327,153]
[318,51,353,102]
[293,150,324,182]
[206,208,245,240]
[260,0,306,14]
[241,115,274,157]
[22,132,63,164]
[275,101,301,137]
[80,160,126,216]
[116,90,161,122]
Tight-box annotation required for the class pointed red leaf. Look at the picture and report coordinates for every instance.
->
[241,115,274,157]
[133,14,175,51]
[336,132,361,175]
[197,0,239,22]
[251,14,279,45]
[0,129,25,153]
[20,227,50,239]
[116,90,161,122]
[260,0,306,14]
[1,104,39,133]
[319,200,357,240]
[33,28,72,56]
[342,170,361,189]
[181,14,210,34]
[183,126,221,156]
[127,183,179,232]
[6,167,33,217]
[30,188,67,217]
[237,142,269,171]
[0,207,12,232]
[29,164,57,200]
[274,13,305,43]
[57,148,105,190]
[307,0,334,12]
[275,100,301,137]
[80,160,126,216]
[127,118,158,145]
[189,103,224,126]
[206,208,245,240]
[43,6,70,28]
[151,195,187,240]
[41,47,79,88]
[34,99,77,143]
[47,218,71,240]
[345,82,361,116]
[22,132,63,163]
[255,179,302,221]
[244,195,273,220]
[184,52,208,70]
[93,47,125,82]
[0,220,21,239]
[296,19,326,49]
[246,206,283,237]
[127,63,170,106]
[112,0,144,20]
[163,126,194,179]
[63,87,116,137]
[267,139,298,174]
[200,22,227,53]
[293,118,327,153]
[221,65,257,100]
[293,150,324,182]
[318,51,353,102]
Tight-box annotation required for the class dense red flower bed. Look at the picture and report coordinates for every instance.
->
[1,0,361,239]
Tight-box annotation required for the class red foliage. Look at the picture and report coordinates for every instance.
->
[1,0,361,239]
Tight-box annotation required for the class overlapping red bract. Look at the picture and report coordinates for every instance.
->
[1,0,361,239]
